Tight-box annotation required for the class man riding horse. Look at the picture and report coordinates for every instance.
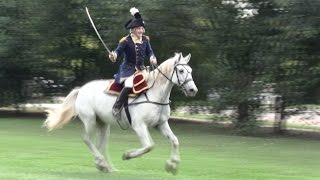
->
[108,7,157,120]
[44,6,198,175]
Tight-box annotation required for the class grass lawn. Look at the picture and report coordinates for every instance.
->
[0,118,320,180]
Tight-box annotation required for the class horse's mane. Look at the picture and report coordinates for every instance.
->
[152,53,180,73]
[146,53,180,85]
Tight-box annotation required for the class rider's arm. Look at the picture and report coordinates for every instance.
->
[145,36,155,58]
[114,37,127,57]
[145,37,157,65]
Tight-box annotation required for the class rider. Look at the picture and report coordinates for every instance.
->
[108,7,157,119]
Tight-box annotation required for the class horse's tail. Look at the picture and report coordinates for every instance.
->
[44,88,80,131]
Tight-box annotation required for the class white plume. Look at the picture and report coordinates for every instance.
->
[130,7,139,16]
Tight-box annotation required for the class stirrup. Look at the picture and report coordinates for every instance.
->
[112,107,129,129]
[112,107,122,119]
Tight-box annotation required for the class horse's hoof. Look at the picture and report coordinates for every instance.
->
[122,152,130,160]
[165,160,178,175]
[95,159,112,173]
[96,165,112,173]
[111,167,119,172]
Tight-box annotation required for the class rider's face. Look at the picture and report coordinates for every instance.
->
[132,26,145,38]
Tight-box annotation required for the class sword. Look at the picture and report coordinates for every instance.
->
[85,7,111,53]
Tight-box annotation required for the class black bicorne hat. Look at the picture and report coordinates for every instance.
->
[125,7,145,29]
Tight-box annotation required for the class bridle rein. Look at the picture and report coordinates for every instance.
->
[152,63,194,91]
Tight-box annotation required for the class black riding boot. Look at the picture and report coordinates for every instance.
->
[112,87,131,119]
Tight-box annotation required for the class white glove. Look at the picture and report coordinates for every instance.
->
[150,56,157,65]
[108,51,117,62]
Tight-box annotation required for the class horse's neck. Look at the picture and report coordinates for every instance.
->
[147,62,174,103]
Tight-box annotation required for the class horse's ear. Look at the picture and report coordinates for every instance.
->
[175,52,182,64]
[185,53,191,63]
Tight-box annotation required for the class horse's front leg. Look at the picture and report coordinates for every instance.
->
[157,122,180,175]
[122,124,154,160]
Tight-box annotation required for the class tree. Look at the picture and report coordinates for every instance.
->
[0,0,50,105]
[1,0,318,133]
[268,0,320,105]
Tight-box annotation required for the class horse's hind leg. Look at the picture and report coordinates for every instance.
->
[96,121,115,171]
[96,121,109,156]
[157,122,180,175]
[122,124,154,160]
[81,114,112,172]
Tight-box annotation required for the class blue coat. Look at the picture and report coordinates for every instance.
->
[114,35,155,84]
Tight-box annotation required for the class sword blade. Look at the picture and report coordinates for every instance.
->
[85,7,111,53]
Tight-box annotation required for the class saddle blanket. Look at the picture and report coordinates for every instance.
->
[105,72,149,96]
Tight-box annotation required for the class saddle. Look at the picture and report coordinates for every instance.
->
[105,72,149,96]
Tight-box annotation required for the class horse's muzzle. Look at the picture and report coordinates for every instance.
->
[184,86,198,97]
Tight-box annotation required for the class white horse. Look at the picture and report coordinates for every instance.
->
[44,53,198,174]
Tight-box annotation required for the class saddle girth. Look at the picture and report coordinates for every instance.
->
[124,100,132,125]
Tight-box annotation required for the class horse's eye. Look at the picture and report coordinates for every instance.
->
[179,69,184,73]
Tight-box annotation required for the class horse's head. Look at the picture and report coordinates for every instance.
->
[170,53,198,97]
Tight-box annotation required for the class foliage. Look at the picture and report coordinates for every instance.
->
[1,0,319,129]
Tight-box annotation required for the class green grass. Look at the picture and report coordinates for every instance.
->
[171,112,230,122]
[171,112,320,132]
[260,120,320,131]
[1,118,320,180]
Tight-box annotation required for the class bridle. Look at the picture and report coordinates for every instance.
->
[151,63,194,91]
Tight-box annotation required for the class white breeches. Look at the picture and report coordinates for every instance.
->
[120,75,134,88]
[120,70,147,88]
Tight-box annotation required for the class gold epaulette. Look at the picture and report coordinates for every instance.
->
[143,35,150,41]
[119,35,129,43]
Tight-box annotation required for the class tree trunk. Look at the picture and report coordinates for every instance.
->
[236,101,249,128]
[274,96,286,134]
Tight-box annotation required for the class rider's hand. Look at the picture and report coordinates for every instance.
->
[150,56,157,65]
[108,51,117,62]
